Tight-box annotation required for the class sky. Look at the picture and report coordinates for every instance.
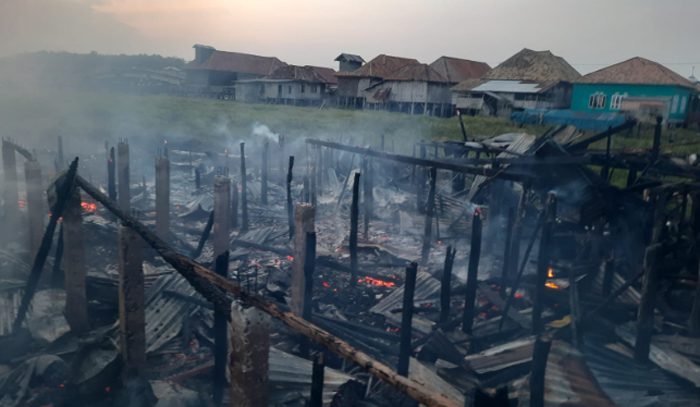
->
[2,0,699,77]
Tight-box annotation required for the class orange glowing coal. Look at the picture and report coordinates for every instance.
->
[286,255,294,261]
[357,276,396,288]
[81,202,97,212]
[547,266,554,278]
[18,200,27,208]
[545,281,561,289]
[322,282,331,288]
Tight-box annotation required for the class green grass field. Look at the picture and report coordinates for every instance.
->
[0,89,697,160]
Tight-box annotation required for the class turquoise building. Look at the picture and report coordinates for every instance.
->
[571,57,699,125]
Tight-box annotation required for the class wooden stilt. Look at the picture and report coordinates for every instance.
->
[117,141,130,211]
[292,204,315,317]
[532,193,556,335]
[108,147,116,202]
[63,188,89,335]
[240,142,249,231]
[309,352,324,407]
[350,172,360,287]
[155,155,170,241]
[398,262,418,377]
[118,223,145,381]
[229,301,270,407]
[213,175,231,257]
[421,167,437,264]
[24,160,44,257]
[300,231,316,359]
[529,334,552,407]
[440,246,456,324]
[463,209,482,334]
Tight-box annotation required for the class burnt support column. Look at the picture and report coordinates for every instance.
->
[651,116,662,163]
[509,183,529,277]
[310,147,317,207]
[287,157,295,239]
[2,140,19,232]
[398,261,418,377]
[117,224,145,381]
[350,172,360,287]
[501,207,515,295]
[292,203,315,317]
[300,231,316,359]
[24,160,44,257]
[463,209,482,334]
[421,167,437,264]
[529,334,552,407]
[117,141,130,211]
[213,251,229,407]
[440,246,456,324]
[63,188,89,336]
[363,156,370,240]
[229,301,270,407]
[108,147,116,202]
[278,134,285,186]
[309,352,325,407]
[261,140,269,205]
[532,193,556,335]
[239,142,249,231]
[155,155,170,241]
[213,175,231,257]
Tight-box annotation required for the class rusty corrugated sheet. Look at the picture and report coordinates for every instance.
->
[370,271,441,317]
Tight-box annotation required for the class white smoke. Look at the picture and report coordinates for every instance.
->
[251,122,278,142]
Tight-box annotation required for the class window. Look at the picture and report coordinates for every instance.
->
[278,85,282,95]
[288,86,292,94]
[301,84,305,93]
[311,84,318,94]
[672,95,680,113]
[589,92,607,109]
[610,92,628,110]
[681,96,688,114]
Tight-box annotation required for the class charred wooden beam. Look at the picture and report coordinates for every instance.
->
[529,334,552,407]
[300,231,317,359]
[463,209,482,334]
[13,158,78,332]
[652,116,662,163]
[24,160,44,257]
[310,352,324,407]
[240,142,249,231]
[501,207,515,295]
[63,188,89,335]
[532,194,556,335]
[213,175,231,257]
[635,244,662,363]
[287,156,295,239]
[398,262,418,377]
[191,210,214,259]
[363,156,372,240]
[262,140,269,205]
[74,176,462,407]
[509,183,529,278]
[118,223,146,381]
[117,141,130,211]
[421,167,437,265]
[350,172,360,287]
[566,119,637,151]
[440,246,456,324]
[155,155,170,241]
[292,204,315,317]
[213,251,229,407]
[108,147,117,202]
[229,301,270,407]
[602,258,615,297]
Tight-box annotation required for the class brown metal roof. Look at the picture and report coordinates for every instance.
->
[429,56,491,83]
[335,54,419,79]
[266,65,335,84]
[385,63,450,83]
[576,57,698,88]
[186,50,286,76]
[482,48,581,83]
[307,65,338,85]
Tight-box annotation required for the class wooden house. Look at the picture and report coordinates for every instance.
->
[334,53,364,73]
[571,57,700,126]
[235,65,337,106]
[451,49,580,117]
[429,56,491,84]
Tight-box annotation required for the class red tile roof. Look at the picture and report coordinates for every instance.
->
[385,63,449,83]
[335,54,419,78]
[186,50,286,76]
[307,66,338,85]
[429,56,491,83]
[266,65,336,84]
[577,57,697,88]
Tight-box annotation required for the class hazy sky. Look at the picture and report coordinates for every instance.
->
[2,0,699,77]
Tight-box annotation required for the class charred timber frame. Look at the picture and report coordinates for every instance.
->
[74,176,462,407]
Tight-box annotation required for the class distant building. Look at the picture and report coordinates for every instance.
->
[571,57,700,125]
[335,54,419,109]
[362,63,454,116]
[185,44,286,98]
[429,56,491,84]
[235,65,337,106]
[451,49,580,117]
[335,53,364,72]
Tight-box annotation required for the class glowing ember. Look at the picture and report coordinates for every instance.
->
[286,255,294,261]
[357,276,396,288]
[18,200,27,208]
[388,327,399,332]
[322,282,331,288]
[81,202,98,212]
[545,281,561,289]
[547,266,554,278]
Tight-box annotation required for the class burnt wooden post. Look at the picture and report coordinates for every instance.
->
[63,188,89,335]
[117,141,130,211]
[229,301,270,407]
[440,246,456,324]
[191,210,214,259]
[398,261,418,377]
[601,126,612,179]
[350,172,361,287]
[292,204,315,317]
[363,156,371,240]
[602,257,615,297]
[416,144,427,214]
[194,167,201,190]
[317,145,323,196]
[532,193,556,335]
[239,142,249,231]
[108,147,116,202]
[24,160,44,257]
[213,251,229,407]
[509,183,529,277]
[651,116,662,162]
[231,181,238,230]
[463,209,482,334]
[421,167,437,264]
[117,223,145,381]
[261,140,269,205]
[488,169,504,253]
[626,169,637,187]
[309,352,325,407]
[279,134,285,186]
[691,260,700,337]
[310,147,317,207]
[2,140,19,231]
[57,135,64,168]
[287,157,295,239]
[155,155,170,241]
[303,175,310,203]
[213,175,231,257]
[300,231,316,359]
[501,207,515,296]
[529,334,552,407]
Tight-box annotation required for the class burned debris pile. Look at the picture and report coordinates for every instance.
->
[1,118,700,407]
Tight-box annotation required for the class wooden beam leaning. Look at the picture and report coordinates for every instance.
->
[62,188,89,336]
[73,176,462,407]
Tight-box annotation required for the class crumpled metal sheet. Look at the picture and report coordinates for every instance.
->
[464,336,536,374]
[370,271,441,317]
[27,289,71,346]
[408,357,465,407]
[151,381,200,407]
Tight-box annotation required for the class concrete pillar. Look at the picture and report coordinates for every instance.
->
[213,175,231,257]
[24,160,44,257]
[117,142,130,211]
[155,156,170,241]
[229,301,270,407]
[2,141,19,232]
[291,203,315,317]
[63,188,89,336]
[117,224,145,380]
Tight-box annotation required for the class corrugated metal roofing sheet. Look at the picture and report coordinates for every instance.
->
[472,80,551,94]
[370,271,441,317]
